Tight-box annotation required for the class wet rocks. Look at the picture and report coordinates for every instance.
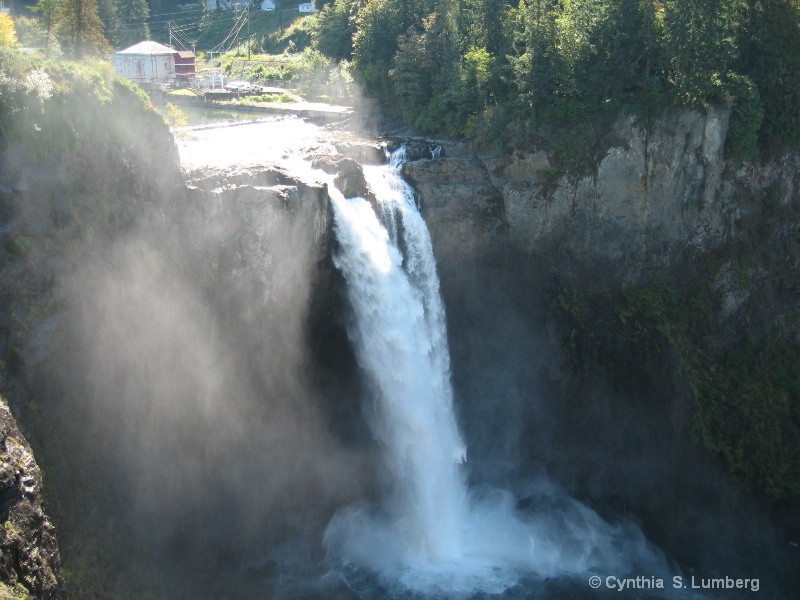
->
[0,400,66,599]
[334,141,385,166]
[311,155,368,198]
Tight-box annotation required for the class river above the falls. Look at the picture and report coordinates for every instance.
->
[177,114,334,172]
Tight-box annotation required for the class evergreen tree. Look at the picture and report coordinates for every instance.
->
[461,0,512,56]
[58,0,109,57]
[306,0,800,154]
[32,0,62,55]
[661,0,744,105]
[739,0,800,148]
[97,0,122,47]
[117,0,151,47]
[510,0,567,125]
[313,0,356,60]
[390,12,451,122]
[351,0,398,95]
[351,0,440,97]
[573,0,662,110]
[149,0,164,17]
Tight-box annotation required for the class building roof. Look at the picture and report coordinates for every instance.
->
[116,41,175,55]
[176,51,196,59]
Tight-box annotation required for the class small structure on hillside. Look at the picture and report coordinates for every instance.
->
[260,0,276,10]
[206,0,249,10]
[174,50,196,84]
[113,41,196,87]
[0,0,11,15]
[298,2,315,13]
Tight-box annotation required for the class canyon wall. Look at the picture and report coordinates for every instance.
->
[402,108,800,590]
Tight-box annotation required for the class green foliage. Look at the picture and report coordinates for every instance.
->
[294,47,333,95]
[313,0,356,60]
[661,0,743,106]
[115,0,150,48]
[724,73,763,161]
[535,166,560,187]
[571,0,663,114]
[1,49,166,240]
[510,0,570,127]
[13,16,60,53]
[696,338,800,500]
[554,265,797,502]
[617,278,687,346]
[352,0,397,96]
[31,0,61,55]
[390,12,457,130]
[278,14,317,53]
[113,73,151,105]
[0,48,55,144]
[164,102,188,128]
[28,0,789,148]
[738,0,800,150]
[5,236,33,260]
[57,0,110,58]
[461,46,494,98]
[293,0,800,154]
[196,9,306,54]
[96,0,121,47]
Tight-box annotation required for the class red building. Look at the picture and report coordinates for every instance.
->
[174,50,196,85]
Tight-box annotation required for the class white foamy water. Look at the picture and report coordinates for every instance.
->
[176,115,330,171]
[324,148,668,595]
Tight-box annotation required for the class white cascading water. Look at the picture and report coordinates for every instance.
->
[326,146,467,563]
[324,147,667,595]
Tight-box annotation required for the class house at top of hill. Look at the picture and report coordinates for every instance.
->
[206,0,249,10]
[113,41,196,87]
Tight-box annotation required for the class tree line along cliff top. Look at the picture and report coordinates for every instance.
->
[4,1,800,163]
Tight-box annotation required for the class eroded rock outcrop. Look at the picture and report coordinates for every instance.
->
[403,157,506,268]
[0,400,65,599]
[311,155,368,198]
[406,108,746,283]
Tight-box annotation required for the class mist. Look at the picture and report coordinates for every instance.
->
[31,144,374,596]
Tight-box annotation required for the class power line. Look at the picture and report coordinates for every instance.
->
[209,7,249,53]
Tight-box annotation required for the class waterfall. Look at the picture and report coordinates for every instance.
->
[326,148,467,563]
[324,147,666,595]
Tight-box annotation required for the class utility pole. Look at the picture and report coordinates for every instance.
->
[247,5,250,60]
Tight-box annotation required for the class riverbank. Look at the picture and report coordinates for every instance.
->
[152,87,354,124]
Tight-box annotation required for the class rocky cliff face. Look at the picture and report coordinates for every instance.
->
[406,108,745,280]
[405,107,800,340]
[0,399,65,599]
[402,109,800,583]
